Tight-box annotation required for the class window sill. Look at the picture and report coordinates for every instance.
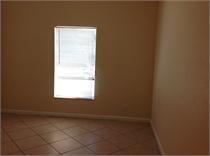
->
[54,95,95,101]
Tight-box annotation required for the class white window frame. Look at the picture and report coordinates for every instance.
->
[54,26,97,100]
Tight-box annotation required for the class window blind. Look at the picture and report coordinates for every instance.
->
[54,26,96,99]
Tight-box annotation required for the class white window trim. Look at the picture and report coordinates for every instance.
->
[54,26,97,100]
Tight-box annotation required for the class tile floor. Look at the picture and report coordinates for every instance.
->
[1,113,160,155]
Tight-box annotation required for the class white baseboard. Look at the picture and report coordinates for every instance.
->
[2,109,150,123]
[151,120,165,155]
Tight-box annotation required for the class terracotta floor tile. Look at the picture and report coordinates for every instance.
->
[17,115,46,121]
[44,116,59,122]
[7,128,36,140]
[2,121,28,132]
[24,144,59,155]
[123,143,160,155]
[1,131,12,143]
[63,147,94,155]
[110,122,149,133]
[32,124,59,134]
[112,149,130,155]
[62,126,89,137]
[107,134,137,149]
[11,150,25,155]
[46,116,71,122]
[78,122,105,131]
[1,141,20,154]
[109,124,136,134]
[98,120,118,127]
[51,121,76,129]
[24,119,49,127]
[70,118,91,125]
[0,113,160,155]
[142,136,159,150]
[15,135,47,150]
[73,132,103,145]
[51,138,83,153]
[40,130,69,143]
[124,128,154,144]
[132,122,151,130]
[141,126,155,134]
[87,140,119,155]
[92,127,120,139]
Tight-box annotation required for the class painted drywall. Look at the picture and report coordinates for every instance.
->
[152,2,209,154]
[2,2,158,118]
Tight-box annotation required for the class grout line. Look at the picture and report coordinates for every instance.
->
[1,114,29,154]
[2,113,159,155]
[44,121,124,154]
[21,123,61,154]
[14,117,50,154]
[7,115,60,155]
[55,121,153,154]
[15,115,95,155]
[7,133,37,142]
[59,127,98,154]
[3,126,30,154]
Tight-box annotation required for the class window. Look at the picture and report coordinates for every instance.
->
[54,26,96,99]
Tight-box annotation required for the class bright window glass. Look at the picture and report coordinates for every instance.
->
[54,26,96,99]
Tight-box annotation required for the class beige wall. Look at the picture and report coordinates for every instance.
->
[152,2,209,155]
[2,2,158,118]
